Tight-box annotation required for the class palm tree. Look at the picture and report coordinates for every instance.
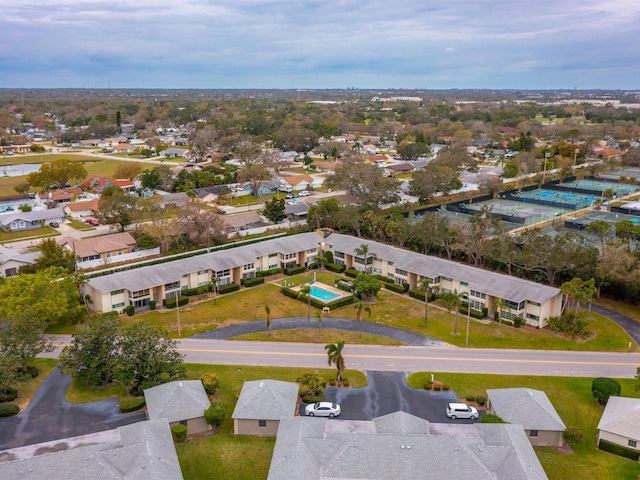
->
[418,278,431,325]
[265,304,271,333]
[354,243,375,273]
[353,299,371,337]
[494,297,506,332]
[325,340,346,382]
[210,276,221,305]
[299,284,312,328]
[442,290,460,335]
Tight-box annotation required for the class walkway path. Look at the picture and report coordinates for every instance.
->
[191,317,447,347]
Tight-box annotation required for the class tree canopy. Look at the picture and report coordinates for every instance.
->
[26,159,87,189]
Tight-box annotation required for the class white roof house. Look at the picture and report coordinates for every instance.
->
[232,380,299,421]
[597,396,640,452]
[144,380,210,425]
[268,413,548,480]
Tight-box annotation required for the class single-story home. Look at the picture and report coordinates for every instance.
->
[267,412,548,479]
[232,380,299,436]
[0,419,183,480]
[0,194,35,215]
[486,388,566,446]
[79,176,135,194]
[222,211,264,233]
[64,198,100,219]
[159,192,190,209]
[597,396,640,455]
[161,148,190,158]
[278,174,320,191]
[254,181,278,196]
[38,187,83,205]
[58,232,137,263]
[192,185,232,204]
[384,162,414,176]
[0,208,65,232]
[284,202,310,220]
[144,380,211,435]
[0,246,40,277]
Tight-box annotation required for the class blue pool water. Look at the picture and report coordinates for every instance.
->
[309,285,341,302]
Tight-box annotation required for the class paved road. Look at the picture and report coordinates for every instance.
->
[0,368,146,452]
[590,304,640,346]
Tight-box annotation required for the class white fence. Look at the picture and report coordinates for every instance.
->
[227,220,307,238]
[77,247,160,269]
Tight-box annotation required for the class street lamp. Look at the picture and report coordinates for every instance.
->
[463,294,471,347]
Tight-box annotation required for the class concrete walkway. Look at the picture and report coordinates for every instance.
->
[191,316,447,347]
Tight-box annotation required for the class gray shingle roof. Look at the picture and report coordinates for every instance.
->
[0,207,64,226]
[0,419,183,480]
[268,415,548,480]
[326,233,561,304]
[232,379,299,421]
[144,380,210,423]
[87,232,321,294]
[487,388,566,432]
[597,396,640,440]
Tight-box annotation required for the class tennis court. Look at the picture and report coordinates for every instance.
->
[565,211,640,231]
[458,198,570,226]
[555,179,638,197]
[512,189,598,209]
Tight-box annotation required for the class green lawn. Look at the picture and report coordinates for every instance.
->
[66,217,95,231]
[0,225,59,243]
[15,359,58,410]
[406,372,640,480]
[233,328,403,345]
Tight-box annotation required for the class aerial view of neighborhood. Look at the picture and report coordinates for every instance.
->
[2,2,640,480]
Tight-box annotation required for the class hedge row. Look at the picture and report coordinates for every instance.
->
[119,397,146,413]
[182,284,213,296]
[374,274,394,284]
[335,281,354,293]
[598,439,640,461]
[218,283,240,294]
[458,303,489,320]
[325,263,345,273]
[284,265,306,275]
[257,268,282,277]
[0,404,19,417]
[344,268,359,278]
[281,287,355,311]
[0,387,18,403]
[163,295,189,309]
[243,276,265,288]
[384,282,407,294]
[408,290,437,302]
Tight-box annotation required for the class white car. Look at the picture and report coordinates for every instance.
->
[446,402,478,420]
[298,190,310,197]
[305,401,341,417]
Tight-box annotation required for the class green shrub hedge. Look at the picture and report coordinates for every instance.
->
[119,396,146,413]
[243,276,265,287]
[384,282,406,294]
[302,395,322,404]
[475,395,486,406]
[163,295,189,309]
[409,290,437,302]
[344,268,359,278]
[325,263,345,273]
[0,388,18,403]
[284,265,306,275]
[458,303,488,320]
[182,284,213,296]
[125,305,135,316]
[335,280,354,293]
[0,403,19,417]
[281,287,355,311]
[257,268,282,277]
[480,414,506,424]
[598,439,640,461]
[171,424,188,442]
[218,283,240,294]
[374,274,394,284]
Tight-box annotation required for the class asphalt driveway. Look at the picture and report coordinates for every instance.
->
[590,304,640,346]
[302,370,482,424]
[0,368,146,453]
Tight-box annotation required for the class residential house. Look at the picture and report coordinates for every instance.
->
[232,380,299,436]
[144,380,211,435]
[597,396,640,455]
[58,232,137,263]
[0,419,184,480]
[79,139,101,147]
[160,148,190,158]
[0,144,31,154]
[368,154,388,164]
[64,198,100,219]
[0,208,65,232]
[284,202,310,221]
[79,176,135,194]
[192,185,232,204]
[267,412,548,479]
[0,194,35,215]
[0,246,39,277]
[278,174,319,191]
[280,151,300,162]
[254,181,278,196]
[159,192,190,209]
[384,162,414,176]
[113,143,136,154]
[38,187,83,205]
[222,211,263,233]
[486,388,566,447]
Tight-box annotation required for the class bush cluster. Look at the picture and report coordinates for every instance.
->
[119,397,146,413]
[562,427,583,447]
[163,295,189,309]
[409,290,437,302]
[325,263,345,273]
[598,439,640,461]
[592,377,621,405]
[201,373,220,395]
[302,395,322,404]
[384,282,406,294]
[171,424,188,442]
[458,303,488,320]
[480,414,506,424]
[204,402,226,427]
[548,312,591,339]
[217,283,240,294]
[423,381,433,390]
[257,268,282,277]
[344,268,359,278]
[243,277,265,288]
[284,265,305,275]
[0,388,18,403]
[182,284,213,296]
[0,404,20,417]
[125,305,135,316]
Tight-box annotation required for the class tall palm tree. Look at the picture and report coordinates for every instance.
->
[494,297,506,332]
[442,289,460,335]
[418,278,431,325]
[299,284,312,328]
[210,276,221,305]
[354,243,375,273]
[353,299,371,337]
[265,304,271,333]
[325,340,346,382]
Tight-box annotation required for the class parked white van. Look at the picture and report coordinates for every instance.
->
[446,403,478,420]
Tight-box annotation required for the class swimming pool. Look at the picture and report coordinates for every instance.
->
[309,285,341,302]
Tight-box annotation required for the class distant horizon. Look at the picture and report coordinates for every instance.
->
[2,1,639,91]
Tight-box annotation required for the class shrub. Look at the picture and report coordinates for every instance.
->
[342,378,350,387]
[598,439,640,461]
[465,395,476,402]
[20,365,39,379]
[0,387,18,403]
[325,262,345,273]
[344,268,359,278]
[257,268,281,277]
[409,290,437,302]
[204,402,227,427]
[171,424,188,442]
[149,300,156,310]
[119,396,146,413]
[0,403,20,417]
[548,312,591,339]
[244,277,265,288]
[433,385,441,391]
[163,295,189,309]
[201,373,220,395]
[513,317,522,328]
[335,281,354,293]
[384,282,406,294]
[296,372,325,396]
[218,283,240,294]
[125,305,135,316]
[475,395,486,406]
[442,384,450,391]
[480,414,506,424]
[323,251,334,264]
[373,274,394,284]
[562,427,583,447]
[423,381,433,390]
[284,265,305,275]
[302,395,322,404]
[592,377,621,405]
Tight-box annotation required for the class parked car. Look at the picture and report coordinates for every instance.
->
[285,193,294,199]
[305,402,341,417]
[446,403,478,420]
[48,221,60,228]
[84,218,99,226]
[298,190,310,197]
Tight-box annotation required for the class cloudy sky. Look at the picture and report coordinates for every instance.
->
[2,0,639,89]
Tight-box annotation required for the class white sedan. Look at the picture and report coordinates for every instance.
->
[304,401,341,417]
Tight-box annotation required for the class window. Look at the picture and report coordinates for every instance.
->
[198,269,208,275]
[395,268,407,277]
[112,302,125,309]
[334,252,345,259]
[180,420,188,426]
[505,299,526,311]
[215,269,230,278]
[281,253,296,260]
[529,430,538,437]
[373,267,382,274]
[470,300,484,311]
[111,289,124,296]
[258,420,267,428]
[470,290,486,299]
[243,263,254,270]
[526,313,539,321]
[131,289,150,299]
[165,281,181,291]
[432,276,440,284]
[307,248,317,253]
[460,281,469,287]
[629,440,637,448]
